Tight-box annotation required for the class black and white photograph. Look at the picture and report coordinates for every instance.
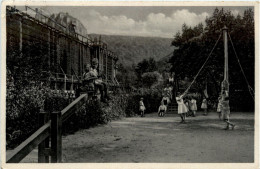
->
[1,1,258,168]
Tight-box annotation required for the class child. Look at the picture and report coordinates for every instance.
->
[217,96,223,120]
[190,96,197,117]
[90,58,110,102]
[201,97,208,116]
[222,95,235,130]
[162,96,170,106]
[176,92,188,123]
[139,97,146,117]
[184,98,192,117]
[158,101,167,117]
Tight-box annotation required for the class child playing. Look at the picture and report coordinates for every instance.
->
[176,92,188,123]
[217,96,223,120]
[184,98,192,117]
[201,97,208,116]
[222,94,235,130]
[190,96,197,117]
[158,101,167,117]
[139,97,146,117]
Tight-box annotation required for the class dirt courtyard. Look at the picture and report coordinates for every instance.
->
[20,111,254,163]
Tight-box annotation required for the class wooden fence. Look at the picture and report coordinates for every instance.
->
[6,94,88,163]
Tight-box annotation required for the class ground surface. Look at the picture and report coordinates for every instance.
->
[18,111,254,163]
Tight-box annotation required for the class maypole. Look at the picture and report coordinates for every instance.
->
[221,26,229,96]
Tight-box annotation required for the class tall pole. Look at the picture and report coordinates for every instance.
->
[221,26,229,96]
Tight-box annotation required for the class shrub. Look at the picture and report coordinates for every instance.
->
[6,81,50,149]
[62,94,130,133]
[125,88,163,115]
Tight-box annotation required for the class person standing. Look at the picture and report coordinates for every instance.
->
[201,97,208,116]
[169,72,175,85]
[222,94,235,130]
[184,98,192,117]
[217,96,223,120]
[139,97,146,117]
[176,92,188,123]
[190,96,197,117]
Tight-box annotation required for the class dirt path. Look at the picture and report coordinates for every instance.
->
[21,112,254,163]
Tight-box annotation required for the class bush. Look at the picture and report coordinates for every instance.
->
[6,79,134,149]
[125,88,163,115]
[62,94,130,133]
[6,81,50,149]
[6,73,72,149]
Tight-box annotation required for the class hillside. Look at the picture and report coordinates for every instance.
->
[89,34,175,66]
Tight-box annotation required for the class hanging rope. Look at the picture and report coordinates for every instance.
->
[182,33,222,95]
[228,32,255,101]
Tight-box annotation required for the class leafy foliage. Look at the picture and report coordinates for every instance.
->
[61,94,132,134]
[116,63,137,88]
[125,88,163,115]
[170,8,254,111]
[141,71,162,88]
[6,36,53,149]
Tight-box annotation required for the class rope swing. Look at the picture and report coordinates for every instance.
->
[179,30,254,102]
[228,32,255,101]
[182,33,222,95]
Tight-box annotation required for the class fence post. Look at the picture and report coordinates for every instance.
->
[51,111,62,163]
[38,110,50,163]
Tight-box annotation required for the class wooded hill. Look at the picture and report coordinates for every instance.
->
[89,34,175,67]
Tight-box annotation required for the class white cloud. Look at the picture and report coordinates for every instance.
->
[82,9,209,38]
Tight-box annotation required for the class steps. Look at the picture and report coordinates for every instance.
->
[167,103,178,114]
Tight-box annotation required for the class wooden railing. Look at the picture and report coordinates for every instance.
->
[6,94,88,163]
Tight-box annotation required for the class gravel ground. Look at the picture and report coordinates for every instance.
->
[18,111,254,163]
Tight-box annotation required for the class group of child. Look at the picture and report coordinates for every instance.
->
[81,58,110,103]
[138,82,235,130]
[176,91,235,130]
[175,92,198,123]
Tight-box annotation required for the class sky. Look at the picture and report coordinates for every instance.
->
[17,6,253,38]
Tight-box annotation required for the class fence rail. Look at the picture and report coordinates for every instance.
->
[6,94,88,163]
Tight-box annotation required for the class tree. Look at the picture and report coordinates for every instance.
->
[116,63,137,87]
[135,57,158,79]
[170,8,254,111]
[142,71,162,88]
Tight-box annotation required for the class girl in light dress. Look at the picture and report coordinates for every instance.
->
[176,92,189,123]
[190,96,197,117]
[139,97,146,117]
[217,96,223,120]
[184,98,192,117]
[201,97,208,116]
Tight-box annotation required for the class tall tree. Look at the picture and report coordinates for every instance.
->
[170,8,254,111]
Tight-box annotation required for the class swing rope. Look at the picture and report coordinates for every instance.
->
[182,33,222,95]
[228,32,255,101]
